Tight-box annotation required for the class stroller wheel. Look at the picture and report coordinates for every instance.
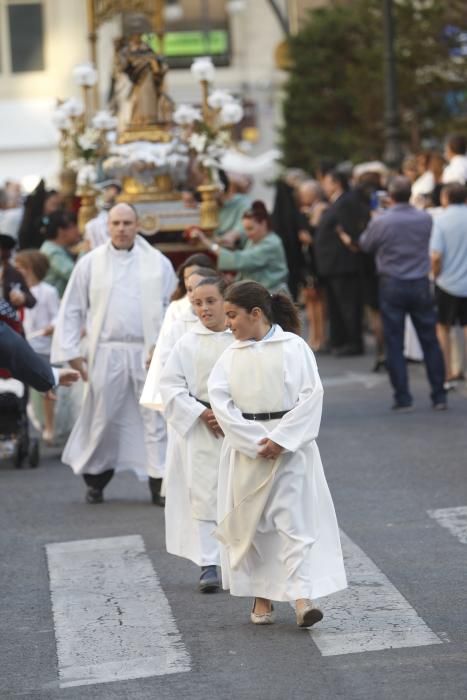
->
[13,441,23,469]
[29,439,40,468]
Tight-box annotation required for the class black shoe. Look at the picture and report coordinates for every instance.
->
[391,403,414,413]
[148,477,165,507]
[86,487,103,504]
[372,358,386,373]
[152,493,166,507]
[199,565,219,593]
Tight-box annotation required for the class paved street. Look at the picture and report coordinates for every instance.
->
[1,353,467,700]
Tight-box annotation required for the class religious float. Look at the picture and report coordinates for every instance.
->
[51,0,245,262]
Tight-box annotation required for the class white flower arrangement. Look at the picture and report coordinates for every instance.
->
[207,89,234,110]
[189,132,208,154]
[102,140,189,187]
[219,100,244,126]
[60,97,85,118]
[76,163,98,187]
[72,62,98,88]
[77,128,101,155]
[51,107,71,130]
[91,110,118,131]
[191,56,216,83]
[173,104,202,126]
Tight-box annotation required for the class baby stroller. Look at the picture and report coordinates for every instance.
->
[0,378,40,468]
[0,299,40,469]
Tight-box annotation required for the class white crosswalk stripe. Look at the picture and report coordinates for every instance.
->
[308,531,443,656]
[46,535,191,688]
[427,506,467,544]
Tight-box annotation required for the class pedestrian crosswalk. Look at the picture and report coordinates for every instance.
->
[308,531,442,656]
[44,505,467,687]
[46,536,191,688]
[427,506,467,545]
[45,524,456,688]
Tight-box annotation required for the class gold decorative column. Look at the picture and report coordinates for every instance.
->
[77,186,98,234]
[197,184,220,232]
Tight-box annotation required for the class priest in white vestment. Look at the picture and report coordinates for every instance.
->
[51,203,176,504]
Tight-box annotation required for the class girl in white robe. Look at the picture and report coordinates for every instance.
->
[140,264,217,411]
[160,277,232,592]
[208,280,347,627]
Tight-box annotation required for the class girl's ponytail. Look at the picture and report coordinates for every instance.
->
[224,281,301,336]
[270,293,301,335]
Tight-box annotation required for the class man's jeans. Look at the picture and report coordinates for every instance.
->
[379,276,446,406]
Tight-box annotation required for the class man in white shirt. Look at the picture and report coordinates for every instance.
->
[52,203,177,504]
[442,134,467,185]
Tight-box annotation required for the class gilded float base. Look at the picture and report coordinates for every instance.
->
[117,124,172,144]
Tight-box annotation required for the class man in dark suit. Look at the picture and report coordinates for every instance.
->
[0,321,78,392]
[314,170,368,355]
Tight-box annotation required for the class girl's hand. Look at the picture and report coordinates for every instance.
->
[200,409,224,438]
[257,438,284,460]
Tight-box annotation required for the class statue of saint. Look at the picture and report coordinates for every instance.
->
[110,33,174,131]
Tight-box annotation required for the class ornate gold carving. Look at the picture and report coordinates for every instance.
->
[138,213,161,235]
[92,0,161,28]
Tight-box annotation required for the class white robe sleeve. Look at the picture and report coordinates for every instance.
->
[160,254,177,314]
[159,338,206,437]
[208,352,269,459]
[50,256,90,364]
[267,340,324,452]
[140,313,185,409]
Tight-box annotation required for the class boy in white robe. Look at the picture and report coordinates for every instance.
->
[208,280,347,627]
[51,203,176,504]
[160,277,232,592]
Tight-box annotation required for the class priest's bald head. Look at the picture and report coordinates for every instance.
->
[108,203,139,250]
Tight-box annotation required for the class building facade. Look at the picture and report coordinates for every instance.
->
[0,0,328,188]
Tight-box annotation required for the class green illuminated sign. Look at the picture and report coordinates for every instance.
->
[146,30,228,57]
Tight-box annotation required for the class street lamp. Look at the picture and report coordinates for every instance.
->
[382,0,403,169]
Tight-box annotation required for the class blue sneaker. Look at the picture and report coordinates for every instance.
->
[199,565,219,593]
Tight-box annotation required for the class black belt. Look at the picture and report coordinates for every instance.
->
[191,395,211,409]
[241,410,290,421]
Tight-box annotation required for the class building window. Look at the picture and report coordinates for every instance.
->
[8,2,44,72]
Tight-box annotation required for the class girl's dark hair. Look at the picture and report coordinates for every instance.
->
[195,276,227,295]
[242,200,272,230]
[224,281,301,335]
[186,266,218,281]
[171,253,217,300]
[44,210,77,240]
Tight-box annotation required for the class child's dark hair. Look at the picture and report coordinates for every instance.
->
[15,250,49,281]
[194,276,227,295]
[224,281,301,335]
[171,253,216,300]
[242,200,272,230]
[44,210,77,241]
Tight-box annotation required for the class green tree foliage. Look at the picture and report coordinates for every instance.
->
[281,0,467,171]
